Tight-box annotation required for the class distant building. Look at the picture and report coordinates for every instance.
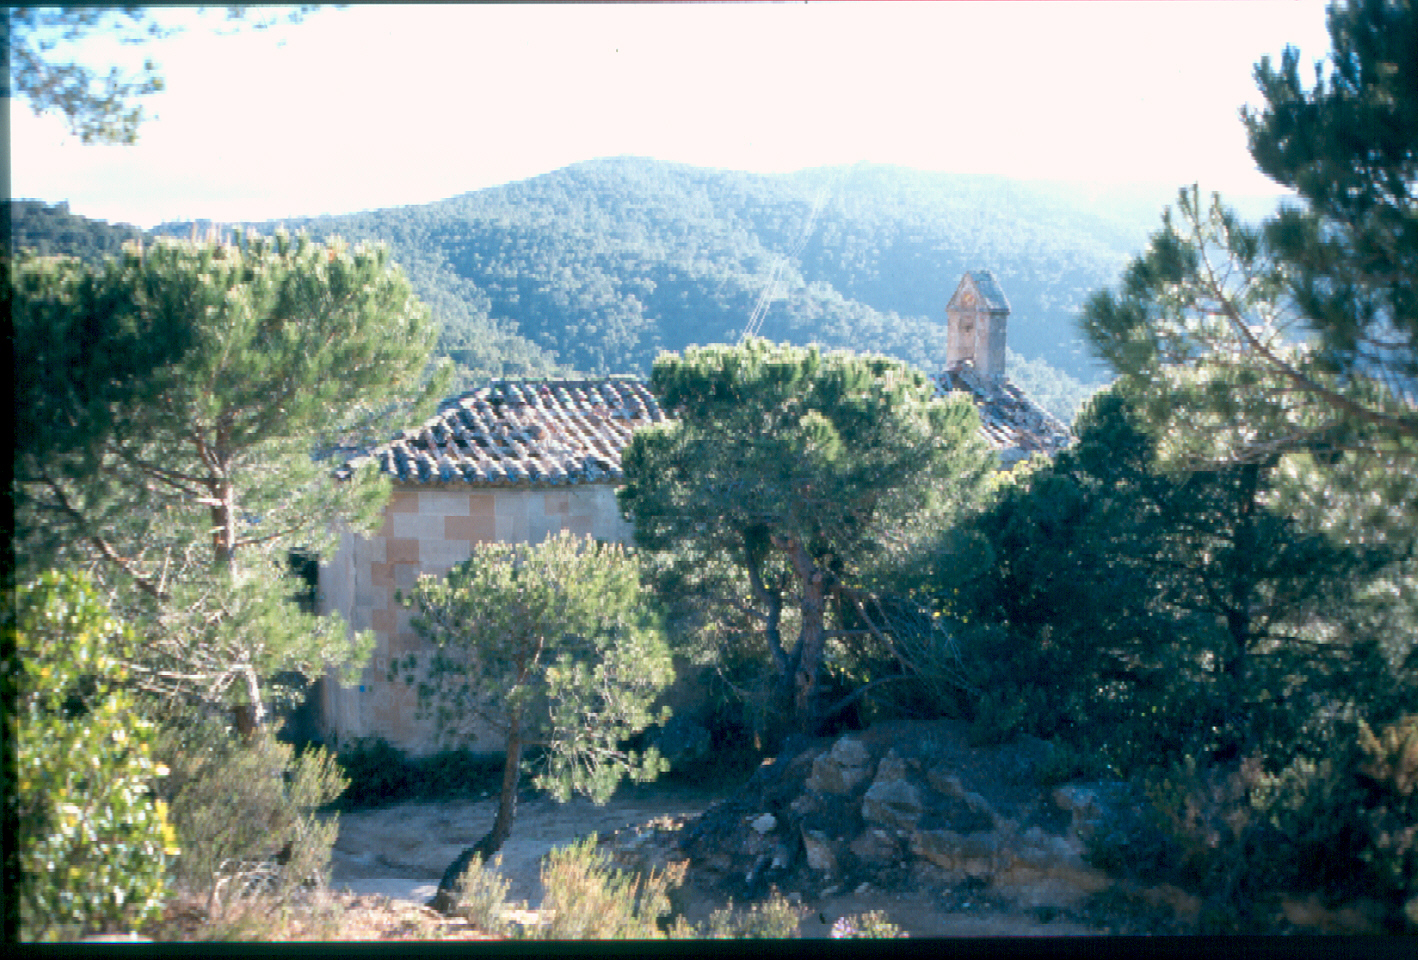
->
[937,271,1074,466]
[315,284,1069,751]
[316,377,667,754]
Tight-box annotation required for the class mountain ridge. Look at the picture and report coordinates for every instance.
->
[13,158,1288,424]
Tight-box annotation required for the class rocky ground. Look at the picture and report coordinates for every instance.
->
[326,719,1168,936]
[323,717,1394,937]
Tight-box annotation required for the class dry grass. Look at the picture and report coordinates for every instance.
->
[144,885,500,941]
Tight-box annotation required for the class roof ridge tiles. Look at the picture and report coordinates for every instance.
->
[356,374,664,486]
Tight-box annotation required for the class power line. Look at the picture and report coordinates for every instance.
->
[740,164,858,344]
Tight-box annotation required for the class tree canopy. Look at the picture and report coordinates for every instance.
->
[937,381,1416,921]
[1082,0,1417,470]
[401,532,672,909]
[619,339,993,741]
[1246,0,1418,385]
[6,6,326,144]
[948,384,1400,766]
[1056,4,1418,923]
[11,231,447,729]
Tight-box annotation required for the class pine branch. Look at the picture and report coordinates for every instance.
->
[39,471,167,600]
[1194,224,1418,449]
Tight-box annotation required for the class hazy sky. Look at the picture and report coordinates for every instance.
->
[10,1,1335,229]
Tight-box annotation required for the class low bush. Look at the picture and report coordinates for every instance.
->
[448,853,513,937]
[1244,714,1417,928]
[693,890,804,938]
[534,835,683,939]
[10,572,179,941]
[1086,714,1418,932]
[438,835,841,940]
[154,714,346,912]
[148,884,352,941]
[830,910,908,938]
[334,737,508,809]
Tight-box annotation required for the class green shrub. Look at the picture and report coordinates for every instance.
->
[449,853,513,937]
[1354,714,1418,907]
[1120,715,1418,931]
[693,889,804,938]
[9,571,178,941]
[155,715,346,908]
[1252,715,1417,926]
[531,835,683,939]
[331,737,411,807]
[1034,740,1111,787]
[967,688,1037,747]
[333,737,504,808]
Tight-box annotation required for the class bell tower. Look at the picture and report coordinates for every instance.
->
[946,271,1010,384]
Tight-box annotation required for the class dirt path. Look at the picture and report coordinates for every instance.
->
[329,780,725,907]
[326,780,1099,937]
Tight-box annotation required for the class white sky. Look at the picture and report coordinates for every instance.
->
[9,1,1336,229]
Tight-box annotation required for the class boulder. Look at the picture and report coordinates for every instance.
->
[1052,781,1130,844]
[926,768,998,826]
[861,750,926,832]
[805,736,873,795]
[789,793,819,815]
[911,828,1001,875]
[1010,826,1085,873]
[801,828,840,875]
[849,827,902,867]
[676,719,1199,929]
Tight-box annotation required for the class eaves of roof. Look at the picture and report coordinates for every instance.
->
[336,377,669,488]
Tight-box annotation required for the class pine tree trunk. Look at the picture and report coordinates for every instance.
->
[486,711,524,854]
[782,536,829,735]
[232,666,268,742]
[212,476,271,738]
[430,711,524,913]
[1218,461,1262,758]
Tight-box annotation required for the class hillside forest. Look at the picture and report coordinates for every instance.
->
[13,160,1269,425]
[8,1,1417,938]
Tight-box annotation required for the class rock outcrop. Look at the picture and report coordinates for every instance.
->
[668,719,1168,925]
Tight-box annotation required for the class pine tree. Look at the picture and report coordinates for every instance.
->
[618,338,993,742]
[7,7,326,144]
[1081,0,1417,470]
[948,384,1393,770]
[11,231,449,731]
[401,532,673,911]
[1246,0,1418,397]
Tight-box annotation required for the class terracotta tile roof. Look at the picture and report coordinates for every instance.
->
[337,377,668,486]
[935,362,1074,466]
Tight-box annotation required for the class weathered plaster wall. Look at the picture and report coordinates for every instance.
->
[319,483,633,754]
[947,302,1008,382]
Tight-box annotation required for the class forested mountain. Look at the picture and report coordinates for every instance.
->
[14,159,1281,423]
[8,200,145,264]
